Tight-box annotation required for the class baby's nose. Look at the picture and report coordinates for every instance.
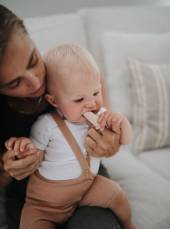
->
[85,100,96,108]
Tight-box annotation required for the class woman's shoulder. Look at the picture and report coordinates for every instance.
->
[0,95,53,115]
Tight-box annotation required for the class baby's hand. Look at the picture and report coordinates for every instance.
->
[98,111,123,134]
[5,137,36,159]
[110,112,124,134]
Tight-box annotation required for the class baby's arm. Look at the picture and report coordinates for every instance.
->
[120,115,133,145]
[98,111,132,145]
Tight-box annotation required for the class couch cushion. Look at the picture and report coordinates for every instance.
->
[102,146,170,229]
[139,147,170,181]
[101,31,170,121]
[150,213,170,229]
[129,58,170,152]
[24,13,87,54]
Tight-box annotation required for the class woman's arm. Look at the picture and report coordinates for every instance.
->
[1,149,43,180]
[1,115,49,181]
[0,154,12,185]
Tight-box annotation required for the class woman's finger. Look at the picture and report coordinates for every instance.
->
[85,136,97,151]
[86,127,121,157]
[13,167,36,180]
[87,128,102,142]
[8,149,43,179]
[85,144,101,158]
[3,152,39,178]
[11,159,39,180]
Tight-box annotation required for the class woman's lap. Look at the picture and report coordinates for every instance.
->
[63,206,122,229]
[7,201,122,229]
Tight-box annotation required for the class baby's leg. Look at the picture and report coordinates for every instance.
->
[20,203,56,229]
[79,175,133,229]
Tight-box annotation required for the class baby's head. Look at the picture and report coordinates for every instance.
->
[44,44,103,123]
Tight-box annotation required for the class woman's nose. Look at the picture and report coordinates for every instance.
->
[25,71,40,89]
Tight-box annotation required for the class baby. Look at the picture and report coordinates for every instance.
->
[5,44,134,229]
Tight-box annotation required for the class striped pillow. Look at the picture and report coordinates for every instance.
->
[129,58,170,153]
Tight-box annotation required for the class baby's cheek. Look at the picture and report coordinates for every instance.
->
[66,113,84,124]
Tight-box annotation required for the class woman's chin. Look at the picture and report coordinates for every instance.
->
[29,84,46,98]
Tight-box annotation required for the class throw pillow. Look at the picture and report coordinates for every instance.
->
[101,31,170,122]
[129,58,170,153]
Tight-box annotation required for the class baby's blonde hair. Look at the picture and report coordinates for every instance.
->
[44,43,100,93]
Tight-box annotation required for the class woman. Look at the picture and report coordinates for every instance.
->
[0,4,122,229]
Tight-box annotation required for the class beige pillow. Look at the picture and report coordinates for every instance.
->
[129,58,170,153]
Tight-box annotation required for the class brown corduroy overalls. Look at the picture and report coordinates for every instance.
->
[20,113,123,229]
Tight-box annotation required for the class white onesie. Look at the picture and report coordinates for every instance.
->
[30,113,101,180]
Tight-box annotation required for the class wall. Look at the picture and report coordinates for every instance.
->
[0,0,166,18]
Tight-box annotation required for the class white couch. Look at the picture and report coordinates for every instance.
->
[1,5,170,229]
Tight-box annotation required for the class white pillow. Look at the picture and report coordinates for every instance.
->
[78,6,170,70]
[24,13,87,54]
[101,31,170,121]
[129,58,170,153]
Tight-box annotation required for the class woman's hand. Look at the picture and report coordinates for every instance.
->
[5,137,36,158]
[85,127,120,157]
[1,148,43,180]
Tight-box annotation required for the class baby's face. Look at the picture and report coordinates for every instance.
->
[51,70,103,123]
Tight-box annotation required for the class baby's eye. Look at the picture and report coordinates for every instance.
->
[93,92,99,96]
[74,98,84,103]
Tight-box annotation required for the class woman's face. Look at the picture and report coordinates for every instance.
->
[0,32,46,98]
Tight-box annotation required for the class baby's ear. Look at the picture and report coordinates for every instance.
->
[45,94,58,108]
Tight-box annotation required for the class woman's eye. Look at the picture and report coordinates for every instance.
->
[93,92,99,96]
[74,98,84,103]
[8,78,21,89]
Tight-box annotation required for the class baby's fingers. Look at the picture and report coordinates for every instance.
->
[112,117,123,128]
[23,147,38,157]
[19,138,33,152]
[5,137,17,150]
[98,111,112,130]
[111,119,121,134]
[106,113,114,128]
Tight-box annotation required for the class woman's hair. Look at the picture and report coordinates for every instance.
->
[0,4,28,61]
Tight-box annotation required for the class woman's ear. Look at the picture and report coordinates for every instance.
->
[45,94,58,108]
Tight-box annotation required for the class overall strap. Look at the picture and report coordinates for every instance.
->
[51,112,90,171]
